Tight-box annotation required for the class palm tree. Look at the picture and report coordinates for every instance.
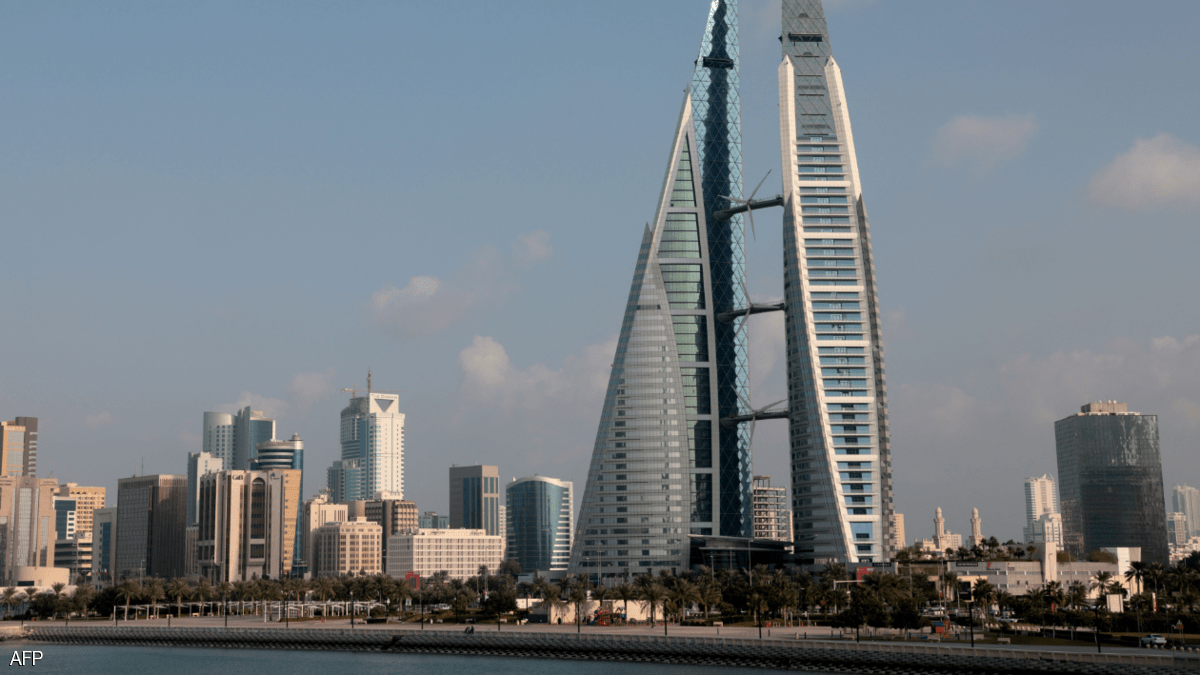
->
[636,581,669,635]
[117,581,140,621]
[50,583,66,619]
[539,583,567,625]
[1066,582,1088,610]
[567,579,589,633]
[1125,560,1147,596]
[613,582,637,624]
[697,577,722,625]
[1,588,18,619]
[193,577,213,616]
[70,584,95,619]
[145,578,165,619]
[166,578,191,618]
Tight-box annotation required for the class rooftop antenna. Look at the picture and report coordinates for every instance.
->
[367,368,372,398]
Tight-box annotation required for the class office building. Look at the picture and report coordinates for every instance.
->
[450,465,501,536]
[54,534,92,581]
[233,407,276,470]
[1173,485,1200,537]
[779,0,894,565]
[253,434,303,471]
[54,483,105,535]
[327,374,404,503]
[195,469,301,582]
[92,507,117,583]
[506,475,573,575]
[300,493,347,578]
[186,452,224,526]
[115,474,187,579]
[349,497,418,569]
[312,517,381,577]
[1168,512,1188,546]
[752,476,792,543]
[569,0,755,581]
[1023,475,1061,543]
[202,412,236,469]
[0,476,59,583]
[1055,401,1169,564]
[1027,513,1064,547]
[418,511,449,529]
[891,513,905,549]
[54,498,76,540]
[1,417,38,477]
[386,528,503,582]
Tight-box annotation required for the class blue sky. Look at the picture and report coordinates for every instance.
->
[3,0,1199,544]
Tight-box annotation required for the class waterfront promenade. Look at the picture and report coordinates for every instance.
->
[10,618,1199,674]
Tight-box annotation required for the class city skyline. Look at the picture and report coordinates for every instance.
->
[3,1,1200,544]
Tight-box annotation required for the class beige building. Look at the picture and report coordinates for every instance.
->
[312,517,382,577]
[195,469,301,582]
[55,483,106,535]
[891,513,906,549]
[349,497,418,570]
[0,476,60,583]
[386,528,503,581]
[752,476,792,543]
[1,418,38,477]
[301,493,348,578]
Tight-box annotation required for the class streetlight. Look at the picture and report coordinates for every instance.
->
[349,591,355,631]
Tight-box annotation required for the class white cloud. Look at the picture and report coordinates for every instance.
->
[288,368,337,409]
[85,412,112,428]
[371,238,545,337]
[932,114,1038,171]
[1087,134,1200,210]
[512,230,553,268]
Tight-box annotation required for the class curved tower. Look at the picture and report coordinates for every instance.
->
[569,0,749,582]
[779,0,894,564]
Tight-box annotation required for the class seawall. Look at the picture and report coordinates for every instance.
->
[20,625,1200,674]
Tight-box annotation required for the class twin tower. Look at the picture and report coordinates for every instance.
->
[569,0,893,581]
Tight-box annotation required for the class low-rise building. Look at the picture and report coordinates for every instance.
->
[349,497,418,570]
[312,517,381,577]
[386,528,502,581]
[938,544,1139,599]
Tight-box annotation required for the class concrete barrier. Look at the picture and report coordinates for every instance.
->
[18,625,1200,674]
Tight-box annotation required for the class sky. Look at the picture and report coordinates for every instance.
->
[3,0,1199,545]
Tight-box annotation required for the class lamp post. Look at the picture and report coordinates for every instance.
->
[967,600,974,648]
[349,591,355,631]
[223,594,228,628]
[1093,604,1102,654]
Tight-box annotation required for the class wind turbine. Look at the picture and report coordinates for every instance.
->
[723,170,772,241]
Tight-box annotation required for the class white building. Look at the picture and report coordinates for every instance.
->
[330,373,404,502]
[195,469,301,582]
[386,528,502,581]
[312,517,382,577]
[301,493,348,578]
[1023,475,1062,545]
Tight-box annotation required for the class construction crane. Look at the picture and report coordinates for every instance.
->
[341,369,402,398]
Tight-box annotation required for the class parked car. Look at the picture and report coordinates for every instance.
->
[1141,634,1168,646]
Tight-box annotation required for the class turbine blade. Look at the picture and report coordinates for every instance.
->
[748,170,771,202]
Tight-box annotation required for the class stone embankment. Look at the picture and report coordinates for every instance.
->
[21,625,1200,674]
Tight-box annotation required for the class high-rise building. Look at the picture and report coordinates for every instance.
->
[1022,475,1059,540]
[54,483,105,535]
[329,375,404,502]
[506,475,573,575]
[115,474,187,579]
[195,469,301,582]
[300,493,347,578]
[1172,485,1200,537]
[54,534,92,581]
[891,513,905,549]
[92,507,117,583]
[570,0,754,582]
[1167,512,1188,546]
[779,0,893,565]
[186,452,224,526]
[254,434,304,471]
[233,407,276,471]
[752,476,792,543]
[1027,513,1064,547]
[312,517,381,577]
[418,511,449,529]
[1,418,38,477]
[54,498,77,540]
[450,465,501,536]
[1055,401,1169,564]
[349,497,418,570]
[0,477,59,583]
[203,412,236,469]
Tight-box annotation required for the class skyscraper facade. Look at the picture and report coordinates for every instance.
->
[1054,401,1169,564]
[1,418,38,477]
[1023,474,1063,545]
[195,469,301,582]
[506,475,573,575]
[203,412,236,469]
[778,0,893,564]
[752,476,792,543]
[569,0,752,582]
[1173,484,1200,537]
[450,465,501,536]
[115,474,188,579]
[54,483,105,535]
[331,387,404,502]
[186,451,224,526]
[0,477,58,583]
[234,407,276,470]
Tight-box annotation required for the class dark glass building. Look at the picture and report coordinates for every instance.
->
[1054,401,1169,564]
[506,476,572,575]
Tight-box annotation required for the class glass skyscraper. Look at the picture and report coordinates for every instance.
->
[569,0,750,581]
[1055,401,1169,564]
[330,384,405,503]
[779,0,894,564]
[506,475,572,575]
